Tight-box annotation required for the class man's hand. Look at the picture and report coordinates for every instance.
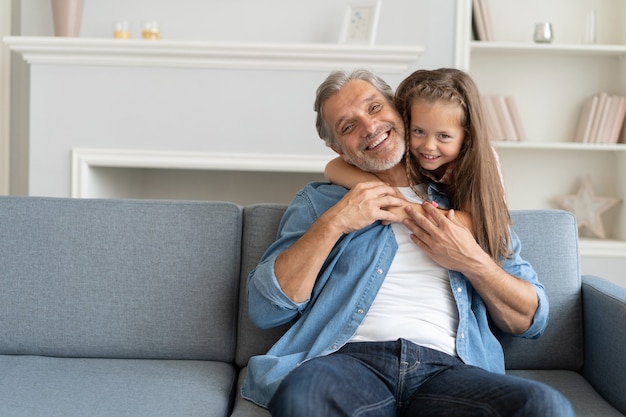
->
[402,201,538,335]
[326,182,407,234]
[275,181,404,303]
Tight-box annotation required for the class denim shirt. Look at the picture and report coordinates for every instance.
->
[242,182,549,408]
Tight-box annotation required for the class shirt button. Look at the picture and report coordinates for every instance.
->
[377,268,383,275]
[461,333,465,338]
[357,308,364,314]
[457,287,463,293]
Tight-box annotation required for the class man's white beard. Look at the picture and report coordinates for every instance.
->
[346,140,405,174]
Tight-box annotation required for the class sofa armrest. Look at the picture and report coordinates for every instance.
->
[581,274,626,414]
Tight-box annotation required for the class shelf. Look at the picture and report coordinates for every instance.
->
[471,41,626,57]
[579,238,626,258]
[493,141,626,151]
[4,36,423,73]
[70,149,334,198]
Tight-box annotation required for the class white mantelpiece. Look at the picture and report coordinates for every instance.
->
[71,149,332,201]
[4,36,422,203]
[5,36,423,72]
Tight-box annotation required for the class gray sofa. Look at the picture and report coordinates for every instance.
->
[0,196,624,417]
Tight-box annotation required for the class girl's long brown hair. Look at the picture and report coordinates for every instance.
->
[395,68,512,262]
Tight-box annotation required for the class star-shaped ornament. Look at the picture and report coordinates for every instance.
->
[555,175,621,239]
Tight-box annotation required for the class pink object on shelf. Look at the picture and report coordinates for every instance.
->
[51,0,84,37]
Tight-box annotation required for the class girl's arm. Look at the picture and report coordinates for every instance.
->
[325,157,380,188]
[325,157,412,221]
[324,157,475,235]
[325,157,432,221]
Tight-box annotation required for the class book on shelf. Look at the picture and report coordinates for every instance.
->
[576,92,626,144]
[481,95,525,142]
[589,93,609,142]
[505,96,527,142]
[574,94,598,143]
[607,97,626,143]
[480,96,501,141]
[616,99,626,144]
[619,115,626,144]
[492,96,517,141]
[471,0,494,41]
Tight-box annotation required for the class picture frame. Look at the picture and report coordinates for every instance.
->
[338,0,382,45]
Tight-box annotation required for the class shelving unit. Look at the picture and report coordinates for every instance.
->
[457,0,626,256]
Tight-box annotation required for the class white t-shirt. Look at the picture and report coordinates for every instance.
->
[349,186,459,357]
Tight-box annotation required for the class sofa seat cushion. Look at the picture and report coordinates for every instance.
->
[508,370,624,417]
[233,367,626,417]
[231,367,270,417]
[0,355,236,417]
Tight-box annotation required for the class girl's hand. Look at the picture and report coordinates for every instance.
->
[402,202,483,271]
[383,188,474,238]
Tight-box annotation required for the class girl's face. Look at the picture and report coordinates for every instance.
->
[408,100,465,174]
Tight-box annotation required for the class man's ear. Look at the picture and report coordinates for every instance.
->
[330,144,348,162]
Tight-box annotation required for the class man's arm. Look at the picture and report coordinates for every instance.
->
[403,202,537,335]
[276,182,405,303]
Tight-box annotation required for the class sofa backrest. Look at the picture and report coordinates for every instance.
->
[236,204,291,368]
[237,205,584,372]
[0,196,242,362]
[498,210,583,371]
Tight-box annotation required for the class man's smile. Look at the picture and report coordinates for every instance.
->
[366,131,390,150]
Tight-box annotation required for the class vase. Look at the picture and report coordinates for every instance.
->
[51,0,84,37]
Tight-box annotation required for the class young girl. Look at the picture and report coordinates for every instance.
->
[325,68,511,262]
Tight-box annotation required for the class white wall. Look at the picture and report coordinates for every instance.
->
[581,257,626,288]
[27,64,340,198]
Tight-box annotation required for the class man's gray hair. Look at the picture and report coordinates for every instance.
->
[314,69,395,147]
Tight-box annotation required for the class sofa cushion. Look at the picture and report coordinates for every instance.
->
[508,370,624,417]
[0,355,235,417]
[500,210,583,371]
[232,367,271,417]
[0,197,242,361]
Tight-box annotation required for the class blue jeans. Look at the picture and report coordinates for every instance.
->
[268,339,575,417]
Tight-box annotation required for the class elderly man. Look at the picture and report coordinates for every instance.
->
[242,69,574,417]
